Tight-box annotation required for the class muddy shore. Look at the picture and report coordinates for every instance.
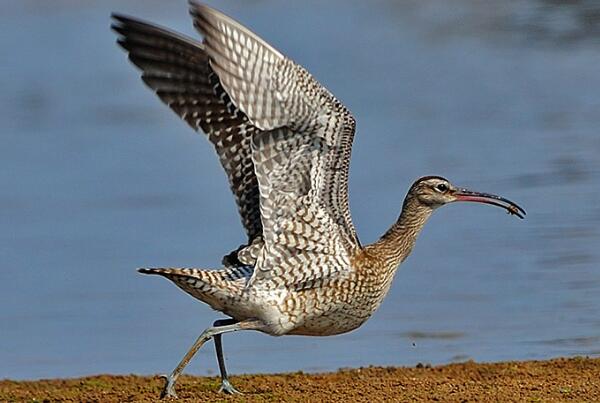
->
[2,357,599,402]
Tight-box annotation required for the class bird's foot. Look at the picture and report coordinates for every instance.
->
[219,378,241,394]
[159,374,178,399]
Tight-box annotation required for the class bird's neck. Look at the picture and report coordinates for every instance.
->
[367,195,434,273]
[351,195,434,310]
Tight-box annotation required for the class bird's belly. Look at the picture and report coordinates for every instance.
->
[286,310,368,336]
[237,268,392,337]
[244,285,379,337]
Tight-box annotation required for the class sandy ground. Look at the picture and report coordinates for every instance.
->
[2,357,599,402]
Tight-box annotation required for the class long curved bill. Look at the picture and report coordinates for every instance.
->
[454,189,526,219]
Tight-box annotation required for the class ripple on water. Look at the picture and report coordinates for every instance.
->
[533,336,600,348]
[400,331,466,341]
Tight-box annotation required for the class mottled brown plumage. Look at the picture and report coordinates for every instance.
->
[112,3,525,398]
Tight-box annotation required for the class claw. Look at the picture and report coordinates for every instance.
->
[159,374,178,399]
[218,378,241,394]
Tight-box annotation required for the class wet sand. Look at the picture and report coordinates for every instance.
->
[2,357,599,402]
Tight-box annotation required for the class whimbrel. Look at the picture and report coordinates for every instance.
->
[112,2,525,398]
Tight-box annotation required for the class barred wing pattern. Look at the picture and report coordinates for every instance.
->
[190,3,360,288]
[112,15,263,251]
[251,129,353,289]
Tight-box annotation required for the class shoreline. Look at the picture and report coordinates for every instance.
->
[2,357,599,402]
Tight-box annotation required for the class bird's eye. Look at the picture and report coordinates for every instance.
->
[435,183,448,193]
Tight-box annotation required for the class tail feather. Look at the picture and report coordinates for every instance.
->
[138,267,195,276]
[137,267,251,314]
[138,267,164,275]
[138,266,253,281]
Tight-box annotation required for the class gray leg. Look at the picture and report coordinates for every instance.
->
[160,319,259,399]
[213,319,241,394]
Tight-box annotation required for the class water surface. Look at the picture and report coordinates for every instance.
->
[2,0,600,379]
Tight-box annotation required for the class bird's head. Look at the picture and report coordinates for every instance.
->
[408,176,526,219]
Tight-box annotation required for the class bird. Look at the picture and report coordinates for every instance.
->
[111,2,526,398]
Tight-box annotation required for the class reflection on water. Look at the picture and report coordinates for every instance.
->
[2,0,600,380]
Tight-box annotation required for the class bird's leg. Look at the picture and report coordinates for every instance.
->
[160,319,260,399]
[213,318,241,394]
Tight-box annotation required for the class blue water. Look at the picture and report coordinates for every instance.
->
[2,0,600,380]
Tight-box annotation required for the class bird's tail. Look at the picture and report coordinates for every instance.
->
[138,267,251,312]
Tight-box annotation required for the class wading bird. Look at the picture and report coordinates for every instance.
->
[112,2,525,398]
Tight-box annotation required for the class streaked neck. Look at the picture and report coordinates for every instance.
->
[368,195,434,270]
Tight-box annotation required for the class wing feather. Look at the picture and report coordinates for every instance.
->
[188,2,360,288]
[189,2,360,263]
[114,4,361,289]
[111,14,263,249]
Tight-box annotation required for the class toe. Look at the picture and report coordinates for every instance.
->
[219,379,241,394]
[159,375,178,399]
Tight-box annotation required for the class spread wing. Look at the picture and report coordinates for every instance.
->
[190,2,360,288]
[111,14,263,262]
